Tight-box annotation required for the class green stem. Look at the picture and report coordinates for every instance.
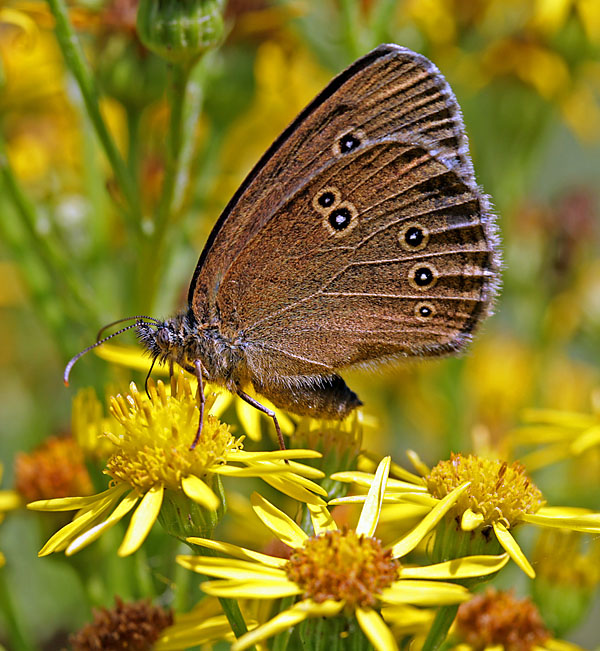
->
[0,136,99,326]
[421,604,459,651]
[272,595,296,651]
[126,107,142,196]
[187,544,255,649]
[45,0,141,234]
[0,563,34,650]
[138,59,205,310]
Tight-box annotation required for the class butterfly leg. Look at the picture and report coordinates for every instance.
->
[236,389,286,450]
[190,359,206,450]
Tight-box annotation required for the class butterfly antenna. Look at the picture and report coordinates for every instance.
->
[96,315,158,342]
[64,322,142,386]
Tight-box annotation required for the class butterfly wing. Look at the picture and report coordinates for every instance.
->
[190,44,500,383]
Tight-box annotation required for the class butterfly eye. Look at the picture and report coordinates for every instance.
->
[409,263,438,290]
[415,302,435,320]
[399,223,429,252]
[157,328,172,348]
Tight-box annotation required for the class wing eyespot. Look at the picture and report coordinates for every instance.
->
[324,201,358,236]
[415,301,436,320]
[333,129,366,156]
[399,222,430,252]
[408,263,438,290]
[313,186,341,214]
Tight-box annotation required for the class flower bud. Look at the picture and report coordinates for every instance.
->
[136,0,225,65]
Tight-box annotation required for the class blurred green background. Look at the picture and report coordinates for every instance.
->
[1,0,599,647]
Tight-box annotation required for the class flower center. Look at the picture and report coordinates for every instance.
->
[455,588,549,651]
[425,453,544,528]
[285,529,399,609]
[15,436,93,501]
[105,375,240,491]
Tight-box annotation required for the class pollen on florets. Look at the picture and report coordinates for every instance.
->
[425,453,545,528]
[285,528,399,609]
[105,374,241,492]
[455,588,549,651]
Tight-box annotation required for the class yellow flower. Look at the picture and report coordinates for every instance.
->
[94,343,294,441]
[512,393,600,471]
[27,373,326,557]
[177,458,508,651]
[332,452,600,579]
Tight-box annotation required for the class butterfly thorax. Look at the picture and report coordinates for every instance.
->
[136,310,247,388]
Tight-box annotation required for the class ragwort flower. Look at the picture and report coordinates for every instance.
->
[28,373,326,557]
[512,395,600,471]
[94,343,294,441]
[332,452,600,578]
[177,458,508,651]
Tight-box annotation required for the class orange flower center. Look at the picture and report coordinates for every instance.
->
[285,529,399,608]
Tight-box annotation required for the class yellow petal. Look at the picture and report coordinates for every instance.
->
[308,503,337,534]
[38,502,113,556]
[65,491,139,556]
[155,614,237,650]
[406,449,430,476]
[118,484,164,556]
[398,554,509,579]
[355,607,398,651]
[27,483,129,511]
[356,456,390,537]
[390,483,470,559]
[0,490,21,511]
[181,475,220,510]
[229,449,322,462]
[330,471,424,493]
[461,508,484,531]
[231,600,343,651]
[521,511,600,533]
[208,390,233,418]
[94,343,169,374]
[389,460,426,485]
[236,396,263,441]
[493,522,535,578]
[177,555,287,580]
[571,425,600,454]
[379,580,469,606]
[201,578,302,599]
[185,536,286,568]
[261,474,327,505]
[250,492,308,548]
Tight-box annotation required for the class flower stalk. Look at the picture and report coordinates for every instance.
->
[45,0,141,234]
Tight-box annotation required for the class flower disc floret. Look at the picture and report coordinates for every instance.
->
[455,588,549,650]
[425,454,544,528]
[285,529,399,609]
[106,378,240,491]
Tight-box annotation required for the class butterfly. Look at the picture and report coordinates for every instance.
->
[66,44,500,449]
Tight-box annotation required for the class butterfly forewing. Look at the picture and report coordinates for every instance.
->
[189,44,500,381]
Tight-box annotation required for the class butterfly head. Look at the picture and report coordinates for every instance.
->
[136,317,185,364]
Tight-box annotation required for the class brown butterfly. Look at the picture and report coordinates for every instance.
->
[66,44,500,449]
